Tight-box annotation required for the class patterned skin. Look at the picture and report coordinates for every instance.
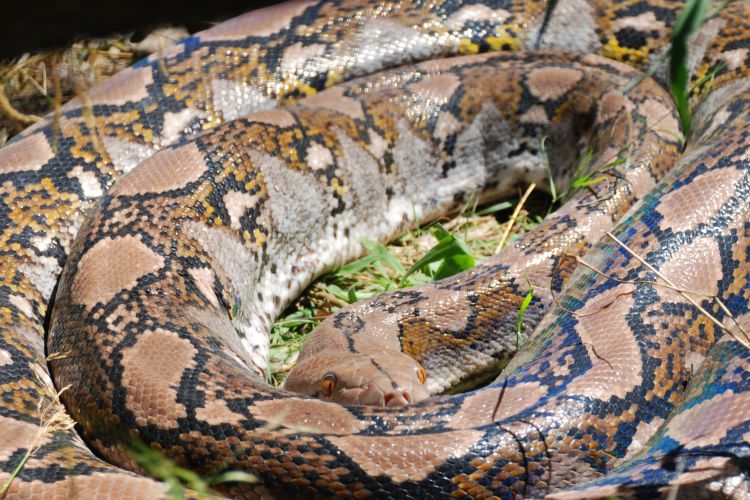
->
[284,58,681,400]
[0,1,749,499]
[49,52,683,497]
[281,50,685,403]
[297,0,750,402]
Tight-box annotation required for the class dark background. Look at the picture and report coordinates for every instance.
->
[1,0,285,59]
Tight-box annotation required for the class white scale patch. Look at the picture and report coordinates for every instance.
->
[306,142,334,170]
[182,221,265,373]
[443,4,510,30]
[183,222,258,308]
[721,48,750,71]
[687,17,726,77]
[160,108,207,145]
[102,136,158,175]
[223,190,258,230]
[434,113,462,140]
[233,151,333,369]
[694,77,750,138]
[19,257,61,302]
[281,42,327,75]
[211,79,276,121]
[8,294,35,320]
[528,0,600,53]
[31,235,52,252]
[613,12,667,32]
[448,103,501,199]
[255,151,330,252]
[391,120,441,206]
[67,166,104,198]
[332,19,445,77]
[335,130,389,219]
[466,102,548,199]
[367,129,388,159]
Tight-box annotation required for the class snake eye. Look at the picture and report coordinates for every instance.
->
[417,367,427,385]
[321,373,337,396]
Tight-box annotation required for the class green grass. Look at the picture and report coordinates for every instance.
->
[268,104,669,386]
[268,197,544,385]
[129,441,257,499]
[267,130,640,386]
[669,0,712,138]
[516,277,535,350]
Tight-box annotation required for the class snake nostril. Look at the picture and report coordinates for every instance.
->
[384,389,411,407]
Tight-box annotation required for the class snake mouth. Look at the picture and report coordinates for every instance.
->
[384,390,412,407]
[332,383,413,407]
[347,384,413,407]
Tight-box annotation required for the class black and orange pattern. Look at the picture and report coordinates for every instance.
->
[0,0,749,498]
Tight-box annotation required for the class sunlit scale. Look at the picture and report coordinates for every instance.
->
[0,0,749,498]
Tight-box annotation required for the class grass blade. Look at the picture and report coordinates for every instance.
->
[516,278,534,349]
[670,0,710,137]
[401,224,474,283]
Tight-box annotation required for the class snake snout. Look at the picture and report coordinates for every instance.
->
[384,388,411,407]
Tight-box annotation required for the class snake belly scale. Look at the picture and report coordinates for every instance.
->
[0,0,749,498]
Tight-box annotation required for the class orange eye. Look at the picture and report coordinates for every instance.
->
[417,367,427,384]
[321,373,337,396]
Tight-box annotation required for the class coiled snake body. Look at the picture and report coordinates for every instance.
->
[1,0,749,498]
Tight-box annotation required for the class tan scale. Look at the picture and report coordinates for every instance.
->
[1,0,750,498]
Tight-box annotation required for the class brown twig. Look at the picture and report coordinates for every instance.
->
[495,182,536,253]
[606,231,750,349]
[0,83,41,125]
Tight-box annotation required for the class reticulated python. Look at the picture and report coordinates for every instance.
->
[1,0,749,498]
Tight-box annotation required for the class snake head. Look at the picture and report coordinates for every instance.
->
[283,350,430,407]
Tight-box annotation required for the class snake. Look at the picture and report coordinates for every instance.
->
[1,0,750,498]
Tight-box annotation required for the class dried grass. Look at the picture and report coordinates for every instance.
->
[0,27,187,146]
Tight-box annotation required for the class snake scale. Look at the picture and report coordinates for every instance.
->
[1,0,750,497]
